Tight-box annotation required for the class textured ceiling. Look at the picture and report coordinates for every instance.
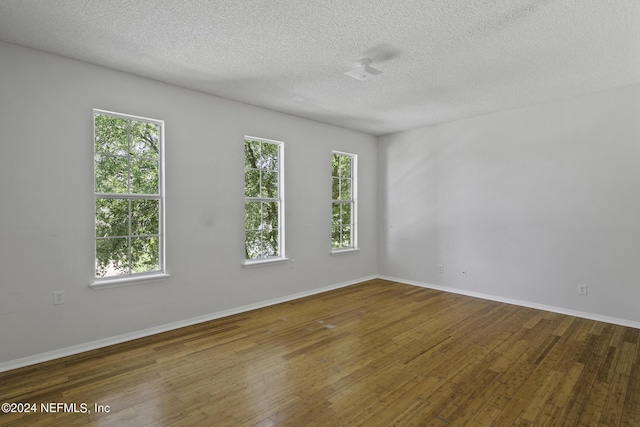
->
[0,0,638,135]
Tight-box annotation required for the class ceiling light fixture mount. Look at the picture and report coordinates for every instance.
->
[344,58,382,81]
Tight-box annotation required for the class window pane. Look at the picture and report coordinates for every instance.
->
[340,178,351,200]
[244,139,261,169]
[332,177,340,200]
[264,230,279,257]
[341,202,352,226]
[256,234,271,258]
[339,155,352,177]
[263,202,278,230]
[130,120,159,158]
[332,203,341,225]
[260,143,279,171]
[245,230,279,259]
[130,158,159,194]
[332,153,340,177]
[95,115,128,156]
[261,171,278,198]
[245,169,260,197]
[245,201,261,230]
[245,230,261,259]
[341,226,352,247]
[96,237,129,277]
[331,224,342,248]
[95,155,129,193]
[131,237,160,273]
[96,198,129,237]
[131,199,159,236]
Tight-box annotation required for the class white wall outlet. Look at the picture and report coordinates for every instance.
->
[438,264,443,273]
[290,259,295,269]
[53,290,65,305]
[578,284,588,296]
[461,269,467,277]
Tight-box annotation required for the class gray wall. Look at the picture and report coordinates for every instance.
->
[0,42,378,365]
[378,84,640,324]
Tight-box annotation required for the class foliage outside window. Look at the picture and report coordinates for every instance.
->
[94,110,164,278]
[332,152,356,250]
[244,137,284,260]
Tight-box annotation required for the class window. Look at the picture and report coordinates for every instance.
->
[332,151,357,251]
[94,110,165,280]
[244,137,284,261]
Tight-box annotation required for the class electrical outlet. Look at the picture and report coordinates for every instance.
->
[53,290,65,305]
[290,259,295,269]
[461,269,467,277]
[578,284,588,296]
[437,264,443,273]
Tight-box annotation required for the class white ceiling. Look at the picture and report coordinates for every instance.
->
[0,0,638,135]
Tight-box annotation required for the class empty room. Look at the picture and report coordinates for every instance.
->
[0,1,638,426]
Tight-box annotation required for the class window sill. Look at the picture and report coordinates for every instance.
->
[243,257,289,268]
[331,248,360,256]
[90,273,171,290]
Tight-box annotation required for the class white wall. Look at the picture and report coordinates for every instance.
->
[378,84,640,324]
[0,42,378,365]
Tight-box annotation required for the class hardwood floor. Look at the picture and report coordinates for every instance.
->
[1,279,638,426]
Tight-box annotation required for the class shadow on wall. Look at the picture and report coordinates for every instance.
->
[378,114,593,294]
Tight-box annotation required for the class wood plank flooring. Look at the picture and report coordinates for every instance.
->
[0,279,638,426]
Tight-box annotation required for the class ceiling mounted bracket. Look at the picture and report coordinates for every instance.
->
[344,58,383,81]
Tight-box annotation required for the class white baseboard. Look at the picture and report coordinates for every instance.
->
[0,275,377,373]
[379,275,640,330]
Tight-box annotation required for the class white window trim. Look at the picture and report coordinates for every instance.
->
[242,257,289,268]
[91,109,167,288]
[243,136,286,266]
[331,150,357,253]
[330,248,360,256]
[90,273,170,289]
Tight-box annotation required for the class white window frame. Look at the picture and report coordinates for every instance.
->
[331,150,358,253]
[243,136,286,267]
[91,109,168,288]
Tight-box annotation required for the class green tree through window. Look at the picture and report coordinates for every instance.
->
[94,111,164,278]
[244,137,283,260]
